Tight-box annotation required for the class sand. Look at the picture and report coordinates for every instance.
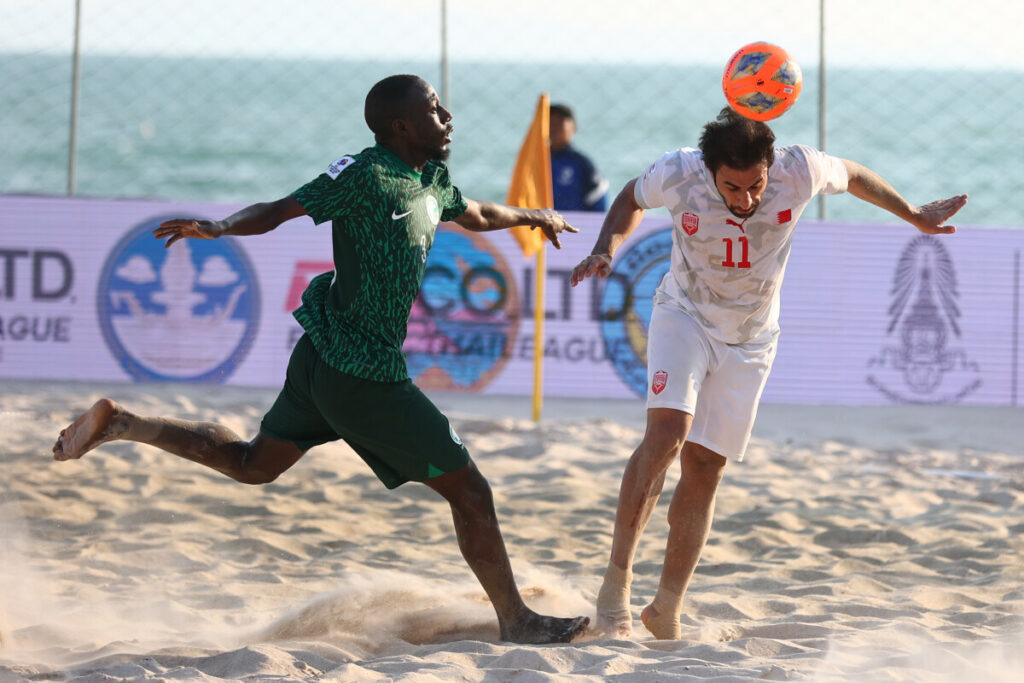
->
[1,379,1022,682]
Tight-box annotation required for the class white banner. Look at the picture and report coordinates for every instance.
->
[1,195,1020,406]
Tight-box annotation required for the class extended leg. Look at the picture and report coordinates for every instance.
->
[53,399,305,484]
[594,408,692,637]
[425,460,588,644]
[640,442,726,639]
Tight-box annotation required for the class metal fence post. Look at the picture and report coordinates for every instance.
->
[67,0,82,196]
[440,0,450,110]
[817,0,827,220]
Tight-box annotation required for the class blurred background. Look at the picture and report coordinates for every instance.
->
[2,0,1021,226]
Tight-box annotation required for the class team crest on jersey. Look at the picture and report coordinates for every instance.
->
[777,209,792,224]
[681,212,699,236]
[651,370,668,395]
[326,155,355,179]
[449,422,463,446]
[425,195,441,224]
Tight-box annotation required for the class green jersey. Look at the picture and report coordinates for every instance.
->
[290,144,468,382]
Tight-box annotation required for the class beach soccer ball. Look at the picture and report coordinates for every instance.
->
[722,42,803,122]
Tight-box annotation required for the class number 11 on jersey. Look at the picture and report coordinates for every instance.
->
[722,236,751,268]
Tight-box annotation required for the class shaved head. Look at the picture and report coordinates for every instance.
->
[364,74,429,142]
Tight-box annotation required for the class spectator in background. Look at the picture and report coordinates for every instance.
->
[550,103,609,212]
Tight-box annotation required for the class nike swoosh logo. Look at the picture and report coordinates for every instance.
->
[391,209,413,220]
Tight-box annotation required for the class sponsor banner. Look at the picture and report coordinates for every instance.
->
[1,195,1020,406]
[770,225,1017,405]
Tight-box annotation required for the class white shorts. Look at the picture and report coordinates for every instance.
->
[645,302,778,460]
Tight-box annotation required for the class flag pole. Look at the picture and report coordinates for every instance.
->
[505,93,553,422]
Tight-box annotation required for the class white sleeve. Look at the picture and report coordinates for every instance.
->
[633,151,677,209]
[795,145,849,196]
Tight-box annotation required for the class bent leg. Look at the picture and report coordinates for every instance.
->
[641,441,726,639]
[53,398,305,484]
[425,460,588,644]
[595,408,692,637]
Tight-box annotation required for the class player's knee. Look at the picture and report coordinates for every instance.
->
[453,468,496,516]
[235,466,280,485]
[426,461,495,514]
[232,439,296,485]
[640,429,686,465]
[682,445,727,479]
[463,473,494,508]
[642,413,689,460]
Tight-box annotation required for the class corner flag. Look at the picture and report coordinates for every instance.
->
[506,94,553,421]
[507,94,553,257]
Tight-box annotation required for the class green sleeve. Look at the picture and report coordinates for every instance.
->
[432,163,468,222]
[440,183,467,222]
[292,165,370,225]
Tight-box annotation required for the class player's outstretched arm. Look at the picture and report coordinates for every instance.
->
[570,178,645,287]
[452,199,579,249]
[153,196,308,248]
[842,159,968,235]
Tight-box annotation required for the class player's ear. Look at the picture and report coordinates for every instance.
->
[391,117,410,140]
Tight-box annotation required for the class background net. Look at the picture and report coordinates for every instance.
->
[2,0,1019,226]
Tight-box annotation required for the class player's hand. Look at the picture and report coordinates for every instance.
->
[909,194,968,235]
[152,219,223,248]
[570,253,613,287]
[528,208,579,250]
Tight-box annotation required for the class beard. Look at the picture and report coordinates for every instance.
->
[429,145,451,162]
[419,126,452,162]
[416,139,450,162]
[728,203,758,219]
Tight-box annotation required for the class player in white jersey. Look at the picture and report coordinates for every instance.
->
[570,107,967,640]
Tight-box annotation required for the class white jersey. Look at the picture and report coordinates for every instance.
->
[634,144,849,344]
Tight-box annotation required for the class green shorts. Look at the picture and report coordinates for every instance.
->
[260,334,470,489]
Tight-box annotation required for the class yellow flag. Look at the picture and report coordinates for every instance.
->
[506,94,553,258]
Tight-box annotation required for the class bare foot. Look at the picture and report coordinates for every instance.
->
[640,603,681,640]
[500,612,589,644]
[592,611,633,638]
[52,399,121,461]
[594,578,633,637]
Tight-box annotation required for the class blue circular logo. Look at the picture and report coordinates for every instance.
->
[599,227,673,397]
[97,217,260,382]
[404,225,519,391]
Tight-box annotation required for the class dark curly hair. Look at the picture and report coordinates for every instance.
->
[699,107,776,174]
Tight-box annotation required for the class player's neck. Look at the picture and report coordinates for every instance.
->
[379,142,427,174]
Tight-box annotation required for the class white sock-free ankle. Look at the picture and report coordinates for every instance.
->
[595,562,633,627]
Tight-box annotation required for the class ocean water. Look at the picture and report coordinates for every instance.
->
[1,54,1020,227]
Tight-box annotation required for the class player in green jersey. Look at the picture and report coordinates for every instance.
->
[52,75,588,644]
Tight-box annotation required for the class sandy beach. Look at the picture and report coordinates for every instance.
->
[1,379,1022,681]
